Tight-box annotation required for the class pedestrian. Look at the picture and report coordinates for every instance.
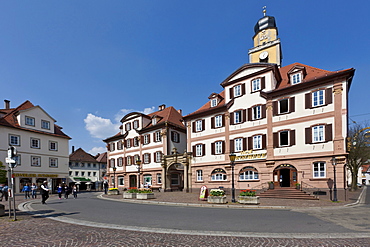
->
[40,181,49,204]
[31,183,38,199]
[57,184,63,199]
[103,181,108,194]
[1,184,9,201]
[0,184,3,201]
[72,185,78,199]
[22,183,31,199]
[64,184,70,199]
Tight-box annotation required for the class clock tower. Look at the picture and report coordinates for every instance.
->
[248,7,282,67]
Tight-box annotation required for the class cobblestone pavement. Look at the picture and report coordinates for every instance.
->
[0,189,369,247]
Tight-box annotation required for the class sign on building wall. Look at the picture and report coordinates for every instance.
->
[235,150,267,161]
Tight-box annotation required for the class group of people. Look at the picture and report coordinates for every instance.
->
[21,183,38,199]
[56,183,78,200]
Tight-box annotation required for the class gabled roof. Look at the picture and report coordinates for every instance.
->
[184,91,227,119]
[95,152,107,163]
[0,100,71,139]
[69,148,97,162]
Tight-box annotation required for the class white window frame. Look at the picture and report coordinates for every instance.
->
[195,120,203,132]
[195,144,203,157]
[312,90,325,107]
[41,120,50,130]
[215,115,223,128]
[172,131,180,143]
[253,105,262,120]
[312,125,325,143]
[211,169,227,181]
[49,158,58,168]
[239,168,259,180]
[118,176,125,186]
[143,134,150,145]
[125,123,131,131]
[133,120,139,129]
[279,131,289,147]
[234,138,243,152]
[291,73,302,85]
[9,135,20,146]
[234,111,242,124]
[253,135,262,150]
[25,116,35,126]
[313,162,326,178]
[211,98,218,107]
[279,99,289,114]
[252,78,261,92]
[234,85,241,97]
[215,141,223,154]
[118,157,123,167]
[157,173,162,184]
[144,153,150,164]
[30,138,40,149]
[126,139,131,148]
[155,152,162,163]
[196,170,203,181]
[31,156,41,167]
[155,131,162,142]
[49,141,58,151]
[127,156,132,166]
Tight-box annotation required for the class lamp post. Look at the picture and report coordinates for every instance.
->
[331,157,338,202]
[136,159,142,189]
[112,166,117,188]
[229,153,237,203]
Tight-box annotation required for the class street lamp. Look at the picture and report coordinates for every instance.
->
[112,166,117,188]
[331,157,338,202]
[136,159,142,189]
[229,152,237,203]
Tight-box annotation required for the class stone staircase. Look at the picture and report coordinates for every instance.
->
[258,187,318,200]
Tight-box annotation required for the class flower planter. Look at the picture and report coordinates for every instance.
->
[207,196,227,204]
[123,192,137,199]
[268,183,274,190]
[136,193,155,200]
[108,190,119,195]
[238,196,260,205]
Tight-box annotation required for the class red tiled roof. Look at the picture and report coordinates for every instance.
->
[95,152,107,163]
[69,148,97,162]
[184,91,226,118]
[146,106,185,129]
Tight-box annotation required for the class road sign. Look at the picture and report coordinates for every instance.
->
[5,157,16,163]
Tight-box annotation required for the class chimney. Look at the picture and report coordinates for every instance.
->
[4,100,10,109]
[72,146,75,153]
[177,109,182,115]
[158,104,166,111]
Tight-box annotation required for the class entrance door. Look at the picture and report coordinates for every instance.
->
[273,164,298,188]
[129,175,137,188]
[280,169,290,187]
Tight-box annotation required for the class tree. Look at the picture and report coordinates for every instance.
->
[347,123,370,191]
[0,161,7,184]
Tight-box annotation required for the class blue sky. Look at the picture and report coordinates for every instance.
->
[0,1,369,155]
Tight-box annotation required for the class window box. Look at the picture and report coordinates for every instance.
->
[123,192,137,199]
[207,196,227,204]
[136,193,155,200]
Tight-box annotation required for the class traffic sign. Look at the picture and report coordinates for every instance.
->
[5,157,16,163]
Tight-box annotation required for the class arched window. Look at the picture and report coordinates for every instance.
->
[239,166,259,180]
[211,168,227,181]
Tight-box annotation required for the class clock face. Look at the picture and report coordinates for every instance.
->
[259,51,269,60]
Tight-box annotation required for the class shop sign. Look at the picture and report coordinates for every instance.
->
[235,150,267,161]
[13,173,58,178]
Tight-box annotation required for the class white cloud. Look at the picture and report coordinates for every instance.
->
[84,113,119,139]
[89,146,106,156]
[114,107,155,122]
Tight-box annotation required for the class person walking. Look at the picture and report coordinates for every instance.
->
[0,184,8,201]
[31,183,38,199]
[72,185,78,199]
[103,181,108,194]
[64,184,70,199]
[22,183,31,199]
[40,181,50,204]
[57,184,63,199]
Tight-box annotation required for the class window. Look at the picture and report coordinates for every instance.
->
[144,175,153,187]
[118,176,125,186]
[126,139,131,148]
[195,144,204,157]
[133,120,139,129]
[171,174,179,185]
[143,153,151,164]
[215,141,223,154]
[110,159,115,168]
[155,152,162,163]
[125,123,131,131]
[87,172,91,176]
[171,131,180,143]
[81,172,85,176]
[215,115,223,128]
[291,73,301,84]
[252,78,261,92]
[134,155,140,163]
[234,110,242,124]
[118,157,123,167]
[117,141,123,150]
[252,105,261,120]
[253,135,262,150]
[234,138,243,152]
[279,99,289,114]
[25,116,35,126]
[211,98,218,107]
[93,172,96,176]
[31,156,41,167]
[41,120,50,130]
[211,168,227,181]
[234,85,242,97]
[312,90,324,107]
[157,173,162,184]
[49,141,58,151]
[69,171,72,176]
[127,156,132,166]
[9,135,20,146]
[110,142,115,151]
[274,130,296,148]
[279,131,289,146]
[75,171,79,176]
[143,134,150,145]
[196,170,203,181]
[30,138,40,149]
[239,166,259,180]
[93,164,96,168]
[196,120,203,132]
[154,131,162,142]
[133,137,139,147]
[87,163,91,167]
[312,125,324,143]
[81,163,85,167]
[313,162,326,178]
[49,158,58,167]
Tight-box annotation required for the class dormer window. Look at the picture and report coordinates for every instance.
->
[234,85,242,97]
[211,98,218,107]
[291,73,302,85]
[25,116,35,126]
[152,118,157,125]
[125,123,131,131]
[252,78,261,92]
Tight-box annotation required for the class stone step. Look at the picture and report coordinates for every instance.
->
[258,188,318,200]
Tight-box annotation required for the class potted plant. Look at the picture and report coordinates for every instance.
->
[207,189,227,204]
[136,188,155,200]
[268,181,274,190]
[108,188,119,195]
[295,182,301,190]
[123,187,138,199]
[238,189,260,204]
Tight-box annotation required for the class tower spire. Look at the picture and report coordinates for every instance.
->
[263,6,266,17]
